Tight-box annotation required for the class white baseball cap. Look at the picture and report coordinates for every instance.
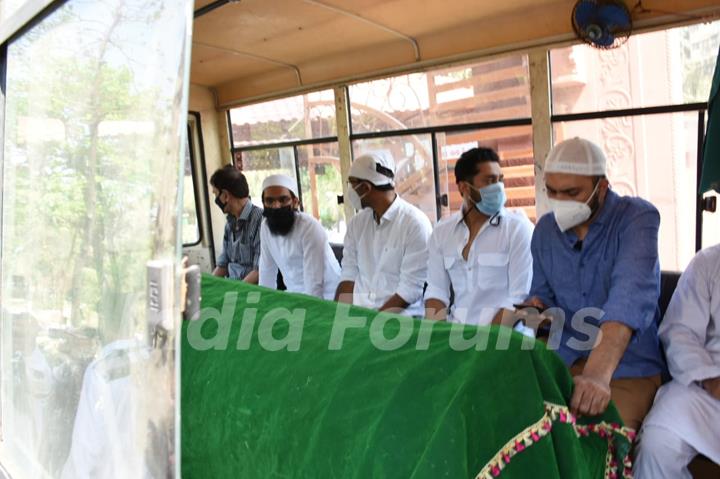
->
[262,174,298,197]
[348,152,396,186]
[545,137,607,176]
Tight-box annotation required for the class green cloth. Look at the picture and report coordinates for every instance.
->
[182,275,632,478]
[700,46,720,194]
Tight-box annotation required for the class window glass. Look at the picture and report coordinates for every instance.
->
[296,143,346,243]
[553,112,699,270]
[229,89,336,146]
[183,130,201,245]
[240,147,297,203]
[352,135,436,223]
[436,125,535,221]
[550,21,720,115]
[350,55,531,134]
[0,0,190,477]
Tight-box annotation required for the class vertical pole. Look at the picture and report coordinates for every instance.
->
[529,49,552,218]
[431,132,442,221]
[334,85,354,222]
[696,109,706,252]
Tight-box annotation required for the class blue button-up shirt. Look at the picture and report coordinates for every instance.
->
[529,190,664,379]
[216,200,263,280]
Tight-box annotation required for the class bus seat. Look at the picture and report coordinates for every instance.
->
[659,271,682,319]
[331,243,343,266]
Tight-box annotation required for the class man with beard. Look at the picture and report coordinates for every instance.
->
[211,165,263,283]
[258,174,341,300]
[525,137,664,430]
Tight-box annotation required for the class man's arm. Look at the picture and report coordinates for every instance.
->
[301,221,329,298]
[242,270,259,284]
[247,209,263,285]
[392,218,432,314]
[527,221,556,308]
[257,225,277,288]
[334,281,355,304]
[214,225,230,277]
[425,299,448,321]
[573,206,661,417]
[379,294,410,313]
[571,322,631,417]
[424,229,450,321]
[335,218,359,304]
[660,249,720,387]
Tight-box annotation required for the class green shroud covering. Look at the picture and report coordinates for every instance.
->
[182,275,633,478]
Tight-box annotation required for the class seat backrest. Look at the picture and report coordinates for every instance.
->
[659,271,682,320]
[331,243,343,266]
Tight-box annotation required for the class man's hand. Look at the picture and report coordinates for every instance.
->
[701,377,720,400]
[571,372,612,417]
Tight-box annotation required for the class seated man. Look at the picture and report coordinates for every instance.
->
[635,244,720,478]
[258,174,341,300]
[526,137,664,430]
[210,165,263,283]
[424,147,533,325]
[334,152,432,316]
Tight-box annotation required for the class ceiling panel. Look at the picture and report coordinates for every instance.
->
[191,0,720,105]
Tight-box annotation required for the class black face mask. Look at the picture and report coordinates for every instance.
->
[214,195,227,213]
[263,206,296,236]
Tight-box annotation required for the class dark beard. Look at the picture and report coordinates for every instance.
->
[263,206,296,236]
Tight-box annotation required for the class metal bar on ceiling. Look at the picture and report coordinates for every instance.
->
[194,41,303,86]
[303,0,421,62]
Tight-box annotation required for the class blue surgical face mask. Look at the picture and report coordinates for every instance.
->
[467,181,506,216]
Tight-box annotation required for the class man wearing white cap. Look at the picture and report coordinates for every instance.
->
[334,152,432,316]
[525,137,664,430]
[258,174,341,300]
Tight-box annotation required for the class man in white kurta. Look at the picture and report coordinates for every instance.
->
[635,244,720,478]
[424,147,534,325]
[258,174,341,300]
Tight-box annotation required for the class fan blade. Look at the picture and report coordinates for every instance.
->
[597,3,632,30]
[574,0,599,27]
[594,30,617,47]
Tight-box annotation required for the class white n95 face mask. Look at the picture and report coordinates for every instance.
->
[549,181,600,232]
[346,184,366,211]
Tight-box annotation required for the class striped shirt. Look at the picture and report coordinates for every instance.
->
[216,199,263,279]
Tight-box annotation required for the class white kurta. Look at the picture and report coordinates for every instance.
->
[258,211,341,300]
[636,244,720,477]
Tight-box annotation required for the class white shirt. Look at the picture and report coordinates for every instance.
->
[259,211,341,300]
[340,195,432,316]
[425,208,534,325]
[62,340,159,479]
[638,244,720,467]
[660,243,720,386]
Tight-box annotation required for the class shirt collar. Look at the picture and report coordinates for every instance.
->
[592,189,617,226]
[375,194,401,223]
[238,199,253,221]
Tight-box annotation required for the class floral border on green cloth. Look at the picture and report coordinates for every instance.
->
[475,402,636,479]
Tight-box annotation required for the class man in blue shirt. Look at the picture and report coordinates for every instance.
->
[210,165,263,282]
[526,137,664,430]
